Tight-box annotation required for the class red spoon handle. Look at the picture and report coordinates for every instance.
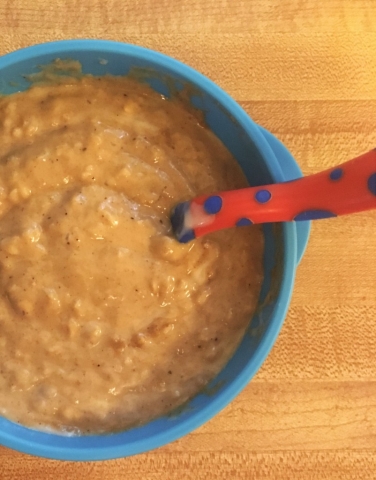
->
[171,149,376,243]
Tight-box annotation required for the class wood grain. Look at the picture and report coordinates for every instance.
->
[1,1,376,478]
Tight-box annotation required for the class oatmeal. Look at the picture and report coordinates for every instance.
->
[0,74,263,433]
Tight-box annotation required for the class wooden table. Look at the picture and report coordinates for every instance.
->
[1,1,376,478]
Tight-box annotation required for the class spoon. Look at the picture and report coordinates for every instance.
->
[170,148,376,243]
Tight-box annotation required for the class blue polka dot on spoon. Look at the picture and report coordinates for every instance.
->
[179,229,196,243]
[236,218,253,227]
[255,189,271,203]
[294,210,337,221]
[368,173,376,195]
[203,195,223,214]
[329,168,343,181]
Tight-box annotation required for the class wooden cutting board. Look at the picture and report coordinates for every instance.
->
[1,1,375,478]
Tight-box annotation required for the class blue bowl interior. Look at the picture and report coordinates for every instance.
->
[0,41,299,461]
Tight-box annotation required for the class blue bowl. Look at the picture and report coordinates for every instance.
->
[0,40,310,461]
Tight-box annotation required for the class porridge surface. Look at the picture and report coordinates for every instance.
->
[0,74,263,433]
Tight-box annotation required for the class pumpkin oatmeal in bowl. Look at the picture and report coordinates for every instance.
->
[0,71,263,434]
[0,40,309,460]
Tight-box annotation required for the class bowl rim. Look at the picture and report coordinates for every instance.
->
[0,39,298,461]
